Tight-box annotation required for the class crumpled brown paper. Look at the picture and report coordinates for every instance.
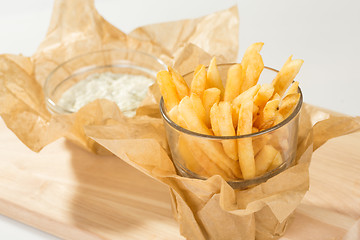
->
[0,0,238,153]
[343,218,360,240]
[89,104,360,240]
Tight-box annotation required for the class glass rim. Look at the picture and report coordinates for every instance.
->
[160,65,303,140]
[44,48,167,114]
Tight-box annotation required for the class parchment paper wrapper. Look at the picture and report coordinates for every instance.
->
[1,1,360,239]
[0,0,238,153]
[344,218,360,240]
[89,104,360,240]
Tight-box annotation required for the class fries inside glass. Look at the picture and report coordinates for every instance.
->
[158,43,303,189]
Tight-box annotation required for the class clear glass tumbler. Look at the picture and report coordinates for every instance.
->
[160,64,303,189]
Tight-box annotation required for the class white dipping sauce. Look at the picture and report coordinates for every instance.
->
[58,72,154,117]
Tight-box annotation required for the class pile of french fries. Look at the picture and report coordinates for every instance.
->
[157,42,303,181]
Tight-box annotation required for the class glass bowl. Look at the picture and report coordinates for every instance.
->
[160,64,303,189]
[44,49,167,116]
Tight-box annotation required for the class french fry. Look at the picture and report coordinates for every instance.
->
[255,99,280,130]
[255,145,279,176]
[286,81,299,95]
[168,66,189,99]
[206,57,225,96]
[272,56,303,97]
[190,93,208,127]
[262,99,280,121]
[233,104,259,131]
[275,81,300,123]
[190,64,207,97]
[210,103,221,136]
[156,70,180,111]
[203,88,221,127]
[270,92,281,101]
[232,84,261,108]
[224,63,243,102]
[272,131,290,152]
[268,151,283,171]
[194,64,203,74]
[168,105,187,128]
[264,94,282,127]
[253,83,274,110]
[252,135,270,156]
[178,96,212,135]
[183,136,234,180]
[240,42,264,93]
[209,103,242,177]
[197,138,242,178]
[279,93,301,119]
[178,135,208,175]
[183,134,241,179]
[237,100,256,179]
[217,101,238,160]
[252,104,260,121]
[232,84,261,127]
[241,42,264,67]
[272,111,285,127]
[231,105,239,129]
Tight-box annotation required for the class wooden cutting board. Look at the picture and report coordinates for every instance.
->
[0,117,359,240]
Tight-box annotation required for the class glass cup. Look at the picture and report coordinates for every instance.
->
[44,49,167,115]
[160,64,303,189]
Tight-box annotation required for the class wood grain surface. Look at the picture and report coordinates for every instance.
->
[0,117,359,240]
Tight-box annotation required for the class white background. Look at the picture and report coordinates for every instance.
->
[0,0,359,239]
